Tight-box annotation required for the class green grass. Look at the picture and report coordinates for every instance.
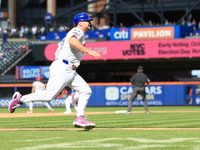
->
[0,106,200,150]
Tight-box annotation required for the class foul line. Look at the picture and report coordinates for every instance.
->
[1,127,200,131]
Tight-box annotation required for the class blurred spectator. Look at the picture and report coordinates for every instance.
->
[0,51,5,60]
[49,26,56,32]
[0,50,9,62]
[22,45,29,51]
[2,34,7,42]
[192,19,196,30]
[56,93,62,98]
[17,46,26,55]
[58,25,65,32]
[7,18,11,28]
[198,21,200,30]
[156,22,160,26]
[120,22,124,27]
[102,25,110,30]
[40,26,46,35]
[164,19,169,25]
[187,19,192,27]
[10,26,18,38]
[172,21,176,25]
[181,18,187,26]
[6,26,11,36]
[31,25,38,39]
[148,20,153,26]
[61,87,68,98]
[0,17,198,41]
[97,25,103,30]
[5,48,11,54]
[24,26,29,33]
[19,26,26,38]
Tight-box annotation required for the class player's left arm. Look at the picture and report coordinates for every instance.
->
[68,36,101,58]
[31,86,36,93]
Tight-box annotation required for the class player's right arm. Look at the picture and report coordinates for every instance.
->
[31,86,36,93]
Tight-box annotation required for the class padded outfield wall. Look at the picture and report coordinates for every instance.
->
[0,82,199,108]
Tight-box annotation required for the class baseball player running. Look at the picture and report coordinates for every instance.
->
[27,77,54,113]
[8,12,101,129]
[63,88,79,114]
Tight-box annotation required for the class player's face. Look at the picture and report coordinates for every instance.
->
[80,20,92,30]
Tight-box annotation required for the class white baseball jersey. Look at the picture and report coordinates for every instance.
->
[32,81,45,92]
[56,27,85,67]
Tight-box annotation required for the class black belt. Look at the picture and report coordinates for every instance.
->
[62,60,77,70]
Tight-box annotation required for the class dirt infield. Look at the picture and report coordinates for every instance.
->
[1,111,200,118]
[0,111,114,118]
[0,111,200,118]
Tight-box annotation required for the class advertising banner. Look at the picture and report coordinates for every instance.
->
[110,25,193,41]
[40,38,200,61]
[110,27,131,41]
[83,38,200,60]
[0,98,66,107]
[131,26,174,40]
[15,66,50,79]
[1,82,200,107]
[87,84,185,107]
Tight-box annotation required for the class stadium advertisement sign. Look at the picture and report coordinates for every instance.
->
[110,25,192,41]
[109,26,175,41]
[1,83,200,107]
[104,85,164,106]
[42,38,200,61]
[0,98,66,107]
[130,26,174,40]
[87,84,185,107]
[83,38,200,60]
[16,66,50,79]
[1,83,198,107]
[110,27,131,41]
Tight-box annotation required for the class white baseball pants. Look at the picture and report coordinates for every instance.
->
[20,60,92,116]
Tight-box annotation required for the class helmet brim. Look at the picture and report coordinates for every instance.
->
[81,18,93,21]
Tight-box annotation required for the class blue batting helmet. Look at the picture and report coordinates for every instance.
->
[73,13,93,26]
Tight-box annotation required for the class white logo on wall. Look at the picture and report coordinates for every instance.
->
[196,98,200,105]
[42,66,50,78]
[105,87,119,100]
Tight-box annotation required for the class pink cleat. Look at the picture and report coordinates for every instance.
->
[26,110,33,114]
[73,116,96,129]
[8,92,23,113]
[49,109,54,113]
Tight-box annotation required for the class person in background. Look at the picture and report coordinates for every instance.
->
[63,87,79,114]
[127,66,150,114]
[26,77,54,113]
